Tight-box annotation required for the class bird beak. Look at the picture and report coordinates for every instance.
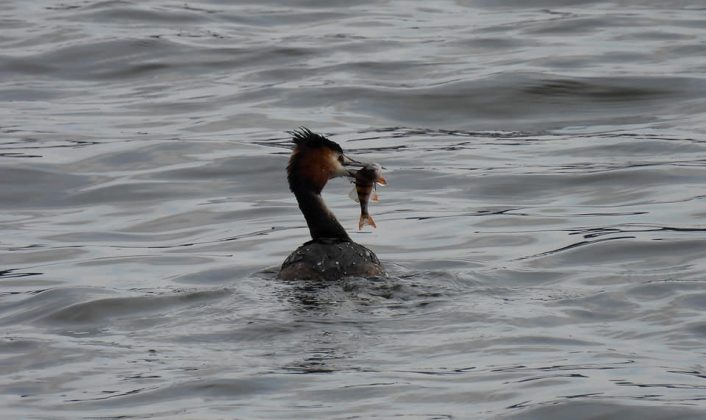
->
[341,153,366,177]
[342,154,365,168]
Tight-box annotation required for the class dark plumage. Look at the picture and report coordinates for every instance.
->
[287,128,344,195]
[278,128,385,280]
[279,240,384,281]
[290,127,343,153]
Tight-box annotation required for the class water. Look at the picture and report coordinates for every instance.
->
[2,1,706,418]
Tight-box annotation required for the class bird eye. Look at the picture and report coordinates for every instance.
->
[338,155,344,164]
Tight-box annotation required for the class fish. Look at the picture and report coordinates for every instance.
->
[349,163,386,230]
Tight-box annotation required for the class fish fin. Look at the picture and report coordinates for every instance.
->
[358,214,377,230]
[348,187,360,203]
[371,191,379,202]
[376,176,387,186]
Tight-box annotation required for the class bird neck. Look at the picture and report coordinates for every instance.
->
[292,186,350,242]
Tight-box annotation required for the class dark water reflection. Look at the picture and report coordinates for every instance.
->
[2,0,706,418]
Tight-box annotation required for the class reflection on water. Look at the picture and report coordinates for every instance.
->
[2,0,706,418]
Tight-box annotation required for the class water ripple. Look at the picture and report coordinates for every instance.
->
[2,0,706,418]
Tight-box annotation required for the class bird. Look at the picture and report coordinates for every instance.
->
[278,128,385,280]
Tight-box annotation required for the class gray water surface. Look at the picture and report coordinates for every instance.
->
[2,1,706,418]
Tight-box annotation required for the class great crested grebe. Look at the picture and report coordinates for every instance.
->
[278,128,385,280]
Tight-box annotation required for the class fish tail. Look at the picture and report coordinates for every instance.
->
[358,213,377,230]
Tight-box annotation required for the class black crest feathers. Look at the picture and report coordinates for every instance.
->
[290,127,343,154]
